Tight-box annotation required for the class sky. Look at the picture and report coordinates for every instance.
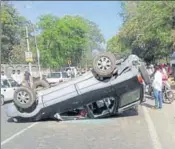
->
[12,1,123,41]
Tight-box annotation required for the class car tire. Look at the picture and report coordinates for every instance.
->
[1,95,4,106]
[93,52,116,77]
[13,87,36,109]
[33,80,50,91]
[139,65,151,85]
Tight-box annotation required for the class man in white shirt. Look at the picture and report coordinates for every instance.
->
[1,71,7,79]
[15,70,23,85]
[152,65,163,109]
[66,68,71,78]
[11,70,16,81]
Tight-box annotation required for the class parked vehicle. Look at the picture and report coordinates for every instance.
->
[6,52,150,122]
[46,71,70,85]
[1,78,20,106]
[162,85,174,103]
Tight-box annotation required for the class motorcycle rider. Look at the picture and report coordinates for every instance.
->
[160,64,171,90]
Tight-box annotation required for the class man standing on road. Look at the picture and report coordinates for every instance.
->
[15,70,23,86]
[152,65,163,109]
[24,70,32,88]
[11,70,16,81]
[66,68,71,78]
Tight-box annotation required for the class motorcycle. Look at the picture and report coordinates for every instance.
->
[145,83,174,104]
[162,85,174,104]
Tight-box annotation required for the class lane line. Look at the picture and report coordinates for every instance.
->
[172,101,175,108]
[142,106,162,149]
[1,122,38,146]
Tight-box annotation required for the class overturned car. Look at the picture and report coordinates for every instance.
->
[6,52,150,122]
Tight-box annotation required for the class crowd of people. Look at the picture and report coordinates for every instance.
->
[146,63,172,109]
[1,70,32,88]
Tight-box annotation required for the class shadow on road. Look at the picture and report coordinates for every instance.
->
[141,103,155,109]
[7,108,139,124]
[144,94,154,100]
[171,84,175,90]
[7,117,57,124]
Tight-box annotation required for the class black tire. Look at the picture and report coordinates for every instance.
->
[33,80,50,91]
[13,87,36,109]
[93,52,116,77]
[139,65,151,85]
[1,95,4,106]
[163,90,174,104]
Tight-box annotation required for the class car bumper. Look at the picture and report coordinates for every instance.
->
[6,103,19,118]
[5,96,45,121]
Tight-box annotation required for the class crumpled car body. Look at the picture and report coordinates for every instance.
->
[6,54,146,122]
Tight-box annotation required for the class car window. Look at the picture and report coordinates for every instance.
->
[1,80,10,88]
[62,72,68,78]
[47,73,61,78]
[8,79,19,87]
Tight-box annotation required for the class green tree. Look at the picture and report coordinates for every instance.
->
[1,2,31,64]
[37,14,104,68]
[82,18,105,66]
[108,1,175,63]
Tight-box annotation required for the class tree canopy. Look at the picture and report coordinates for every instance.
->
[107,1,175,63]
[1,2,105,69]
[37,14,105,68]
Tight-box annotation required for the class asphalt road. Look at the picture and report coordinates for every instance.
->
[1,98,175,149]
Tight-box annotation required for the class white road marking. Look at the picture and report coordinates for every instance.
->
[142,106,162,149]
[172,101,175,108]
[1,122,38,146]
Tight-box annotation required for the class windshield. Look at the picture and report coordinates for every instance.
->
[1,79,10,88]
[8,79,19,87]
[47,73,61,78]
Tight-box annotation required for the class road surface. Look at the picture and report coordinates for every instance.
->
[1,98,175,149]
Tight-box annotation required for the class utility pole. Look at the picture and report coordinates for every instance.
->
[33,25,42,79]
[25,26,32,75]
[0,1,2,70]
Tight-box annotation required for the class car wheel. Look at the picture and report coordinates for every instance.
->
[93,52,116,77]
[13,87,36,109]
[1,95,4,106]
[33,80,50,91]
[139,65,151,85]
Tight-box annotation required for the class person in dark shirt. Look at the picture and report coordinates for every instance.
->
[24,70,31,87]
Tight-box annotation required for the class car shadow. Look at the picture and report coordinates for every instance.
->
[144,94,154,100]
[7,117,57,124]
[7,109,139,124]
[171,84,175,90]
[141,102,155,109]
